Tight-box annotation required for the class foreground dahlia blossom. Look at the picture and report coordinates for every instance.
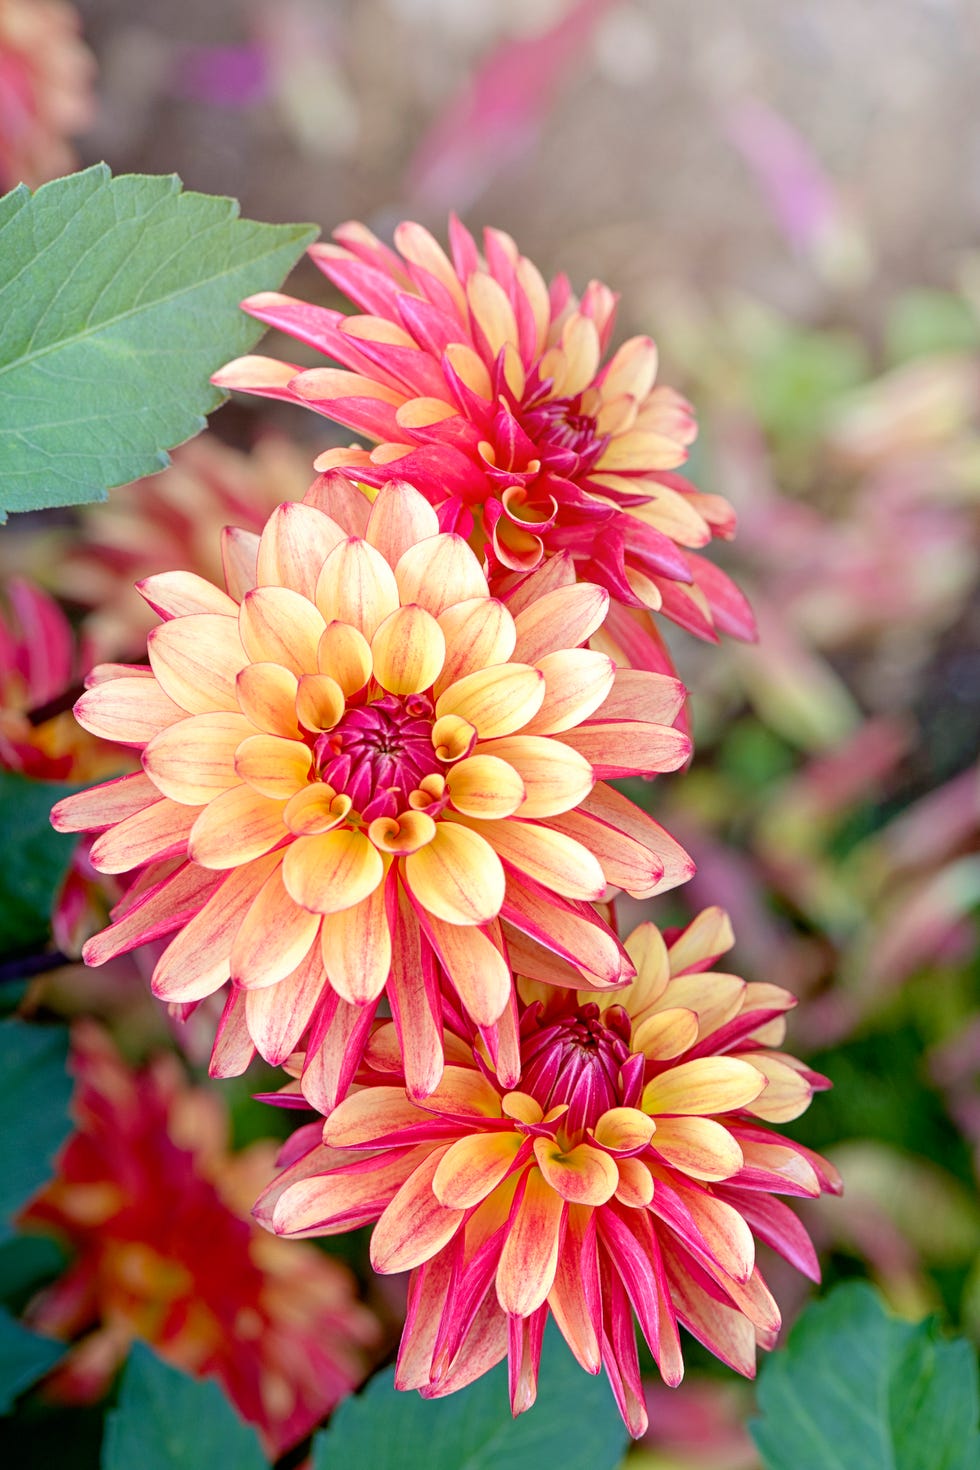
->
[214,217,754,666]
[52,477,693,1107]
[21,1024,379,1456]
[260,909,839,1437]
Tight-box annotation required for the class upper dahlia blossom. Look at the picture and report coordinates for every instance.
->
[213,216,755,668]
[0,0,95,191]
[21,1023,380,1457]
[52,476,693,1108]
[260,907,839,1437]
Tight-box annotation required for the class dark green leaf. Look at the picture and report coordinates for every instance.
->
[0,166,316,518]
[312,1327,627,1470]
[0,1022,73,1241]
[751,1282,980,1470]
[103,1343,267,1470]
[0,1233,67,1314]
[0,1305,64,1413]
[0,772,82,958]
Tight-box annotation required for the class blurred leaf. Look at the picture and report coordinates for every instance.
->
[886,289,979,362]
[103,1343,267,1470]
[0,1305,64,1413]
[751,1282,979,1470]
[746,323,868,448]
[0,773,81,958]
[312,1329,627,1470]
[0,166,316,519]
[0,1023,72,1242]
[0,1234,67,1315]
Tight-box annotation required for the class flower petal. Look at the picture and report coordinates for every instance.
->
[255,502,346,598]
[436,664,544,739]
[642,1057,767,1117]
[533,1138,618,1206]
[234,732,312,799]
[230,865,321,988]
[651,1116,744,1182]
[283,828,385,914]
[316,538,400,640]
[446,755,525,819]
[317,621,373,694]
[320,883,392,1004]
[560,720,691,777]
[478,736,594,818]
[371,604,446,694]
[432,1132,523,1210]
[435,598,517,695]
[403,822,505,925]
[461,815,605,901]
[89,798,198,874]
[420,912,512,1026]
[522,650,615,735]
[143,712,254,805]
[51,772,159,834]
[371,1148,465,1273]
[74,676,186,746]
[496,1169,564,1315]
[365,479,440,564]
[239,586,326,676]
[147,614,248,713]
[236,662,301,737]
[395,535,489,616]
[511,583,609,663]
[245,942,326,1065]
[136,572,238,621]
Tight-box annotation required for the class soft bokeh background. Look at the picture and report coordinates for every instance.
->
[3,2,978,1465]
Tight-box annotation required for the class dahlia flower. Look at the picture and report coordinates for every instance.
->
[0,0,95,191]
[21,1023,379,1456]
[260,908,839,1437]
[213,216,755,664]
[52,477,693,1107]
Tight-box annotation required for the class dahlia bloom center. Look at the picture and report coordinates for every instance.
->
[522,394,606,468]
[314,693,443,821]
[520,1001,633,1136]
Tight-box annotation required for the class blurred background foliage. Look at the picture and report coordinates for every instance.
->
[0,2,977,1466]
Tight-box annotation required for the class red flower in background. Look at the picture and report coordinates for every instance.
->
[0,0,94,191]
[22,1024,380,1457]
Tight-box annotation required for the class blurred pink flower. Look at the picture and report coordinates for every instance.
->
[0,0,95,190]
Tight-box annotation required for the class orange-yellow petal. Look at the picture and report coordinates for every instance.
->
[143,712,254,805]
[282,828,385,914]
[496,1169,564,1315]
[370,1148,465,1273]
[230,865,321,988]
[315,537,400,639]
[511,583,609,663]
[147,614,248,714]
[317,621,373,694]
[239,586,326,676]
[320,883,392,1004]
[371,604,446,694]
[523,649,615,735]
[394,535,488,616]
[236,662,301,738]
[592,1107,656,1153]
[234,733,312,799]
[478,736,594,818]
[435,598,517,695]
[446,755,525,819]
[436,664,544,739]
[432,1132,523,1210]
[255,501,345,599]
[459,815,605,901]
[295,673,346,731]
[403,822,505,926]
[641,1057,766,1117]
[364,478,440,564]
[188,784,288,869]
[283,783,352,836]
[650,1116,744,1182]
[368,811,436,855]
[631,1007,700,1061]
[422,913,511,1027]
[533,1137,618,1205]
[150,851,281,1002]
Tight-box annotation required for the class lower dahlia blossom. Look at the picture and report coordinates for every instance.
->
[52,476,693,1108]
[260,908,839,1437]
[213,216,755,668]
[21,1023,379,1457]
[0,0,95,190]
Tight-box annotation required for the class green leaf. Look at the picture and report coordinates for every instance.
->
[103,1343,268,1470]
[0,165,316,519]
[0,1023,73,1241]
[0,772,81,958]
[751,1282,980,1470]
[0,1305,64,1413]
[311,1328,627,1470]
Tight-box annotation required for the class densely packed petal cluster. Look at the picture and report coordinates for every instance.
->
[53,477,694,1109]
[0,0,94,190]
[261,909,839,1435]
[214,216,755,669]
[21,1024,379,1456]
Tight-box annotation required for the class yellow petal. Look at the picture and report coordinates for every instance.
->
[403,822,505,925]
[615,1155,655,1208]
[315,538,400,640]
[622,923,671,1009]
[600,335,659,402]
[478,735,594,818]
[739,1053,814,1123]
[147,614,248,714]
[230,865,321,988]
[370,604,446,694]
[495,1168,564,1315]
[436,664,544,739]
[188,784,288,869]
[370,1148,465,1274]
[394,534,489,616]
[523,649,615,735]
[431,714,477,762]
[295,673,345,731]
[143,712,254,805]
[641,1057,766,1117]
[234,733,312,799]
[236,662,301,738]
[283,783,351,836]
[458,815,605,900]
[435,598,517,695]
[282,828,385,914]
[533,1137,618,1205]
[239,586,326,676]
[446,755,525,819]
[432,1132,523,1210]
[467,272,519,356]
[368,811,437,855]
[650,1116,744,1182]
[631,1007,700,1061]
[255,502,345,599]
[591,1107,656,1152]
[597,429,687,472]
[444,341,492,399]
[317,621,373,695]
[320,883,391,1003]
[667,906,735,974]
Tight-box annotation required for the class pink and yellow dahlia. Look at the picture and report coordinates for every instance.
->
[0,0,94,191]
[52,477,693,1108]
[21,1024,380,1456]
[260,908,839,1437]
[213,217,754,664]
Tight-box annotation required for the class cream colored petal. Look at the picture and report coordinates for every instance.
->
[255,502,346,599]
[230,865,321,988]
[74,676,186,746]
[150,851,281,1002]
[320,884,392,1004]
[435,598,517,696]
[143,712,254,805]
[239,586,326,676]
[403,822,505,925]
[317,621,373,695]
[446,755,525,819]
[282,827,385,914]
[523,649,615,735]
[511,583,609,663]
[89,798,198,874]
[221,526,260,600]
[364,479,440,565]
[188,783,288,869]
[436,664,544,739]
[315,537,401,639]
[457,815,605,901]
[137,571,238,620]
[371,604,446,694]
[477,736,594,818]
[236,662,301,738]
[147,614,248,714]
[394,535,489,616]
